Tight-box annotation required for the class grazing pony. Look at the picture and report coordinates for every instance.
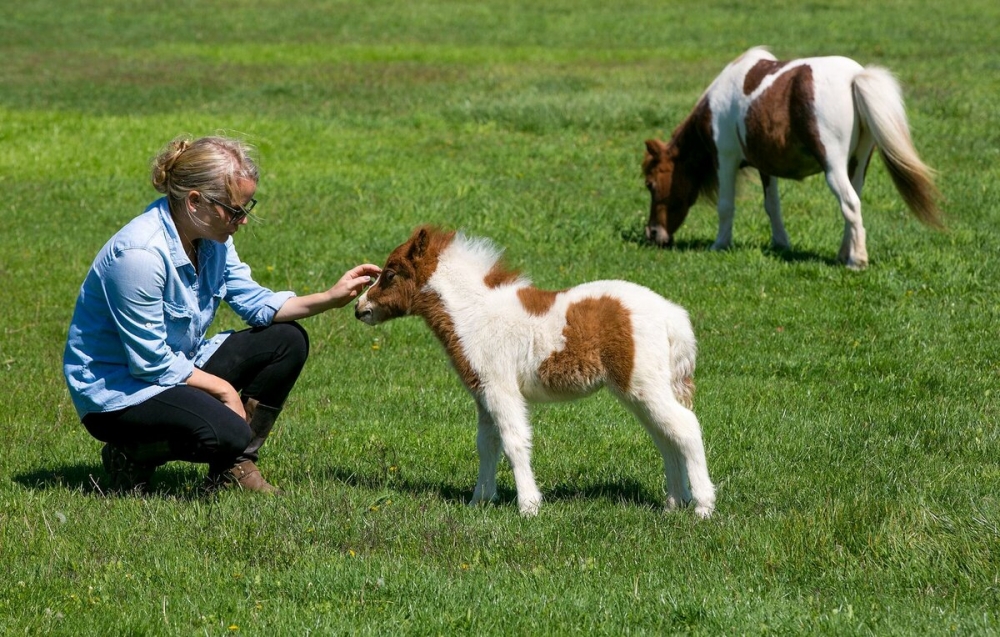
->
[355,226,715,518]
[643,46,942,268]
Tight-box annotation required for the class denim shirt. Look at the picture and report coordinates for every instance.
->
[63,198,296,418]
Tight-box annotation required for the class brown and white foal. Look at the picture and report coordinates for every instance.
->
[355,226,715,517]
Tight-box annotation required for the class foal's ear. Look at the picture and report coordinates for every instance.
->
[407,227,431,260]
[644,139,665,159]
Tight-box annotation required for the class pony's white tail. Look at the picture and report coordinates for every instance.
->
[853,67,942,228]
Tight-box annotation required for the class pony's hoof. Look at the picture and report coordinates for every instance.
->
[710,241,731,252]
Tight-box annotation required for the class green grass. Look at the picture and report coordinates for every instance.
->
[2,0,1000,634]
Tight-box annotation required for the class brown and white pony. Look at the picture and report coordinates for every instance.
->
[355,226,715,517]
[643,46,942,268]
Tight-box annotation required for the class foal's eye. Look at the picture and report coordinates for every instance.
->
[382,270,396,284]
[645,181,655,192]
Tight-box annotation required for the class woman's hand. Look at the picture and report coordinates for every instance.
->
[186,368,246,420]
[273,263,382,321]
[325,263,383,309]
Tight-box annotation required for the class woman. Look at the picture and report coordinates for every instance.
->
[63,135,380,494]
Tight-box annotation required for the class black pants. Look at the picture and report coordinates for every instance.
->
[82,322,310,470]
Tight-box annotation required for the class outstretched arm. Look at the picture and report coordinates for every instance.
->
[273,263,381,322]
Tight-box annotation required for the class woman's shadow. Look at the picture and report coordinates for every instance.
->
[13,463,204,499]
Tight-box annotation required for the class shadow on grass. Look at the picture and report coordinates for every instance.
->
[13,463,205,499]
[321,465,663,510]
[619,225,839,265]
[17,462,665,509]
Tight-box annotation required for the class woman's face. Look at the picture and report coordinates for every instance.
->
[186,177,257,243]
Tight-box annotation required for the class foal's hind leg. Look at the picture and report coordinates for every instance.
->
[649,434,691,511]
[761,173,791,251]
[627,394,715,518]
[469,398,501,507]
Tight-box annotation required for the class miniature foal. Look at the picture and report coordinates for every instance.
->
[355,226,715,517]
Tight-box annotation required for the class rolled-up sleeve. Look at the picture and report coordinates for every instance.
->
[221,241,296,326]
[101,248,194,386]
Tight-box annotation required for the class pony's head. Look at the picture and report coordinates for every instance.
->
[355,225,455,325]
[642,138,699,248]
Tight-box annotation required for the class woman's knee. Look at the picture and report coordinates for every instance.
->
[274,321,310,368]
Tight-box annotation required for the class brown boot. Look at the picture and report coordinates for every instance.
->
[202,398,285,495]
[224,459,282,494]
[242,398,282,461]
[203,459,283,494]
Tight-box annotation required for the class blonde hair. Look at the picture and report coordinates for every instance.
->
[150,135,259,215]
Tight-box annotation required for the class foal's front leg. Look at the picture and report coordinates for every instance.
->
[480,388,542,516]
[469,397,501,507]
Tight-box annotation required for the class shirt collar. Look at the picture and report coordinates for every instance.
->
[153,197,195,270]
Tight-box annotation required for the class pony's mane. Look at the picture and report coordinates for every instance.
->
[668,97,719,202]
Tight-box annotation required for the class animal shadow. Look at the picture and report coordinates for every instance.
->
[321,465,663,510]
[621,225,838,265]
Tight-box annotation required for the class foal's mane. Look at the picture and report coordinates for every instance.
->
[668,97,719,202]
[451,232,530,288]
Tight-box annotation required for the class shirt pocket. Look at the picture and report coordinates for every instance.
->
[211,282,227,312]
[163,300,195,353]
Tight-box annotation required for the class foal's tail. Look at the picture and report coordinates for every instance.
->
[853,67,943,228]
[669,314,698,410]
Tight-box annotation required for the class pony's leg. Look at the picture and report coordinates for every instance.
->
[469,398,501,507]
[626,394,715,518]
[761,173,791,251]
[850,141,876,203]
[483,389,542,516]
[711,157,741,251]
[826,166,868,269]
[651,433,691,511]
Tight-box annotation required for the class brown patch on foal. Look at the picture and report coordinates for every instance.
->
[484,261,521,288]
[741,63,826,180]
[538,296,634,394]
[517,287,561,316]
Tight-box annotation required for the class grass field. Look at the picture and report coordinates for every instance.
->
[2,1,999,634]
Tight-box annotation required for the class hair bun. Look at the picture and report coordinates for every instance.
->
[150,138,192,193]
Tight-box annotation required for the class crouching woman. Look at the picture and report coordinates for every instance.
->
[63,135,379,494]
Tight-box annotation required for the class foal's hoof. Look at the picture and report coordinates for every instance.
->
[694,505,714,519]
[518,496,542,517]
